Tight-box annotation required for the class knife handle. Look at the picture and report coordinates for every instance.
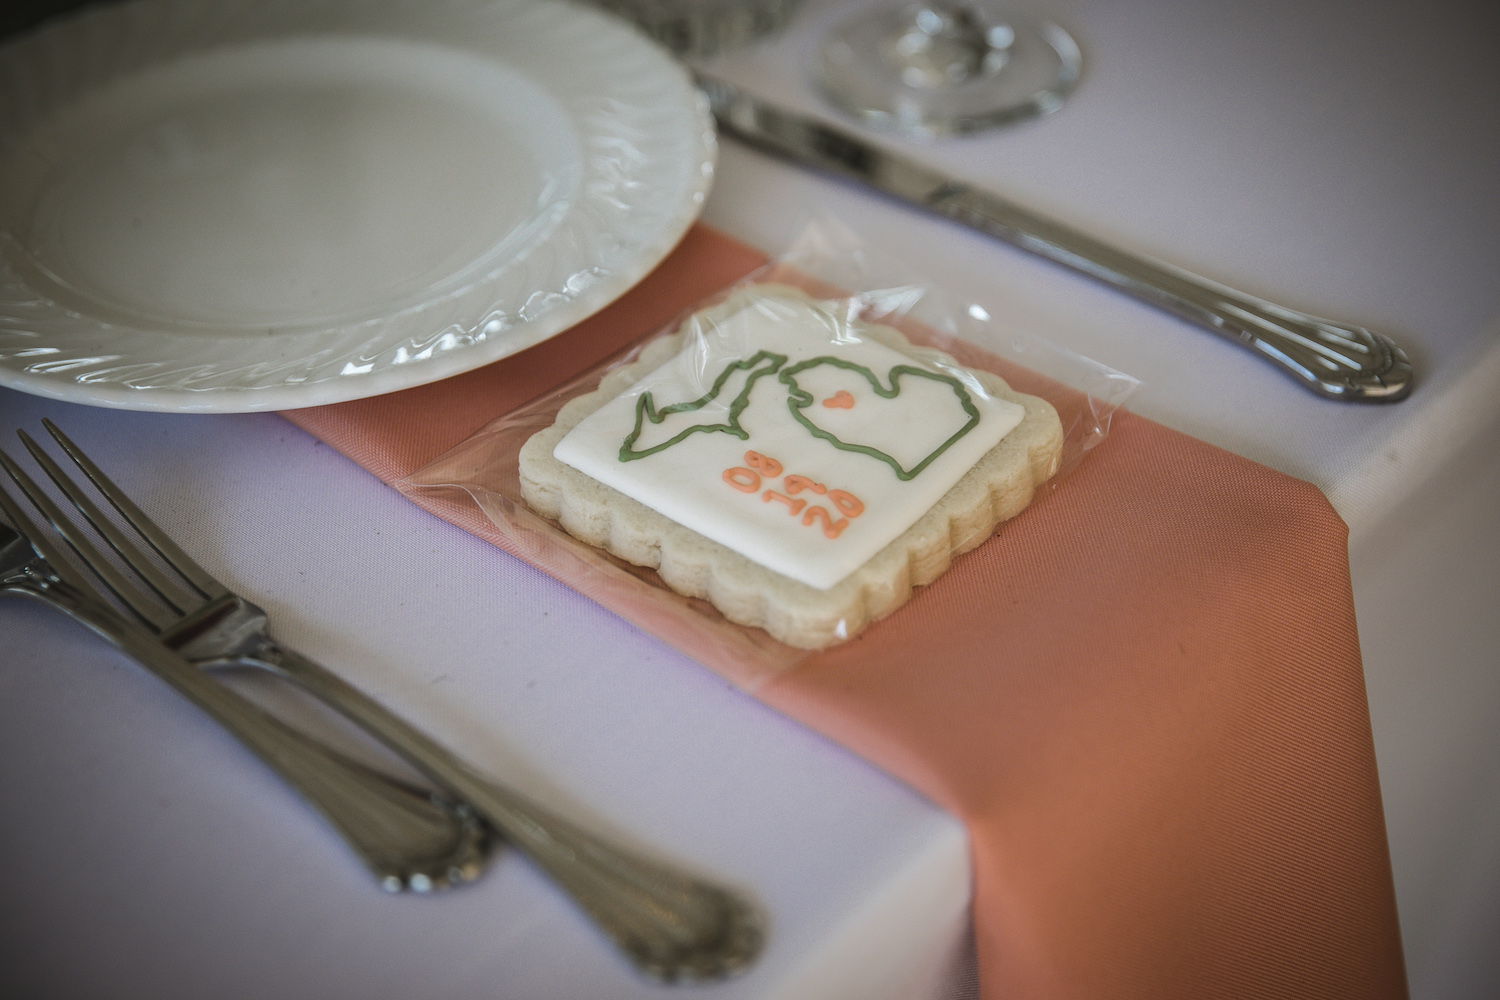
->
[926,184,1413,400]
[247,643,763,983]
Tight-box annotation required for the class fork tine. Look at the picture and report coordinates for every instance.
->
[0,464,99,597]
[42,418,227,600]
[0,446,177,631]
[19,429,197,616]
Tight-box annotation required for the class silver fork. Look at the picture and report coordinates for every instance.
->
[9,420,763,982]
[0,476,490,894]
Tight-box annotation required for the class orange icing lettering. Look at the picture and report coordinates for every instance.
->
[822,390,855,409]
[828,489,864,518]
[762,490,806,516]
[802,505,849,539]
[783,475,827,496]
[727,458,862,538]
[723,467,760,493]
[744,451,783,478]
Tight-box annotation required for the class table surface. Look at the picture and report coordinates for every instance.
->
[3,1,1498,998]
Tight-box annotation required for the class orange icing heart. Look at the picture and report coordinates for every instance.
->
[821,390,855,409]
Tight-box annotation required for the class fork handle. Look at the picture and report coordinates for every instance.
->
[927,184,1414,400]
[255,645,761,982]
[30,585,489,891]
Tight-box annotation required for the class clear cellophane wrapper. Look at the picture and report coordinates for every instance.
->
[402,218,1138,687]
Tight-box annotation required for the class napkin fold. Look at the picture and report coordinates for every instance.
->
[282,225,1406,999]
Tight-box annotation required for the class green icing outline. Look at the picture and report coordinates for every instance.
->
[780,357,980,481]
[619,351,787,461]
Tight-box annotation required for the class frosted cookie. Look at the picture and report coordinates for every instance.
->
[519,285,1063,648]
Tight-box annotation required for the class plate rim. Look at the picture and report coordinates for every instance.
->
[0,0,717,413]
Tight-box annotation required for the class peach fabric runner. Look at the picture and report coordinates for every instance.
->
[282,226,1406,999]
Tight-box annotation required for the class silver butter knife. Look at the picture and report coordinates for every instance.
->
[697,73,1413,402]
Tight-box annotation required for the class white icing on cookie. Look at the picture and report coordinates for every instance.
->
[553,289,1025,590]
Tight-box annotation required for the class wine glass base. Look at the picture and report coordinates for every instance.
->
[588,0,803,58]
[817,4,1082,139]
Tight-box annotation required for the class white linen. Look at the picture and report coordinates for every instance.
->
[3,0,1497,997]
[0,394,972,1000]
[701,2,1500,995]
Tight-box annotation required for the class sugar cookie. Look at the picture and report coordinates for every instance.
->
[519,285,1063,648]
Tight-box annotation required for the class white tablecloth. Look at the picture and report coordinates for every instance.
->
[3,1,1498,997]
[697,3,1500,995]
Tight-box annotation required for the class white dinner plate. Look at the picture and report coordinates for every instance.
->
[0,0,715,412]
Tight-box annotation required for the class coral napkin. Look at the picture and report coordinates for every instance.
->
[282,226,1406,999]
